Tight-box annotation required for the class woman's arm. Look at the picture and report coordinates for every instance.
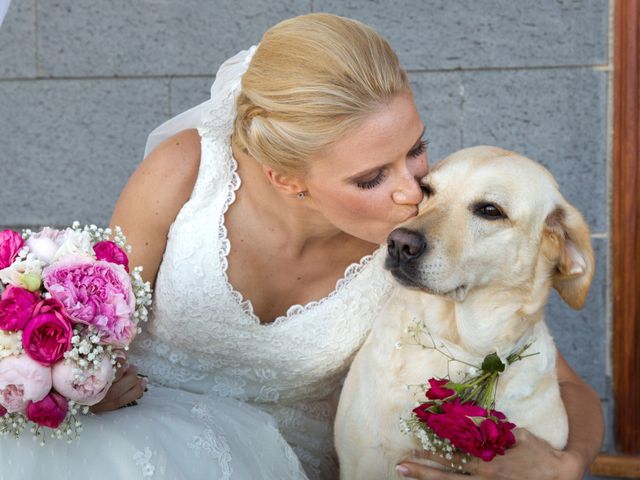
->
[91,128,202,413]
[108,128,202,284]
[396,349,604,479]
[556,350,605,474]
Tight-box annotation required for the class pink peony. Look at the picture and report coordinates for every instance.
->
[26,392,68,428]
[42,257,136,347]
[0,285,39,331]
[52,355,114,406]
[425,378,456,400]
[22,298,72,365]
[0,355,52,413]
[93,241,129,272]
[0,230,24,269]
[25,227,65,265]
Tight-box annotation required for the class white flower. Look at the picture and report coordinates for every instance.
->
[0,331,21,358]
[53,229,96,262]
[0,253,43,288]
[25,227,64,265]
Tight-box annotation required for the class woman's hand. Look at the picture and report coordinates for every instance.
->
[90,356,148,413]
[395,429,585,480]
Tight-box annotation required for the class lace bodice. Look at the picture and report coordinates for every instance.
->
[129,48,395,479]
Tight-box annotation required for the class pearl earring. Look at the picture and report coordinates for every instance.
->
[297,191,306,200]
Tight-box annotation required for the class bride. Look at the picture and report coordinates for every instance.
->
[0,13,603,480]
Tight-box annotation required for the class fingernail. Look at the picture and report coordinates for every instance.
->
[396,465,410,476]
[139,378,148,388]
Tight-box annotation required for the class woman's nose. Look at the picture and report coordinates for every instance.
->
[391,172,424,205]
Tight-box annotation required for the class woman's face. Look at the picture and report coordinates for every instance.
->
[302,92,429,244]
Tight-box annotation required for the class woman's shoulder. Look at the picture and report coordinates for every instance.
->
[143,128,202,192]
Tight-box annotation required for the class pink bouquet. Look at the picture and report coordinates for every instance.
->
[0,223,152,443]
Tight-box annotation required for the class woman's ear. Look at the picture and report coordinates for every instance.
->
[544,203,595,309]
[262,165,307,197]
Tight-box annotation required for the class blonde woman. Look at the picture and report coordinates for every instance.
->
[17,13,600,480]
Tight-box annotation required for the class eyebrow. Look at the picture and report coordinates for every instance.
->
[345,126,427,182]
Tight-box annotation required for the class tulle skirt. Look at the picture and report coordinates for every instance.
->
[0,385,309,480]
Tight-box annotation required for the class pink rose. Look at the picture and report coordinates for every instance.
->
[0,285,39,331]
[425,378,456,400]
[25,227,65,265]
[0,355,52,413]
[93,241,129,272]
[0,230,24,269]
[22,299,72,365]
[26,392,68,428]
[52,355,114,406]
[43,257,136,347]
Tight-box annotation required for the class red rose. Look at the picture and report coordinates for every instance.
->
[26,392,68,428]
[425,378,456,400]
[0,405,6,416]
[0,286,39,331]
[443,399,488,418]
[474,418,517,461]
[0,230,24,269]
[22,299,72,366]
[426,407,483,455]
[93,241,129,272]
[413,401,436,422]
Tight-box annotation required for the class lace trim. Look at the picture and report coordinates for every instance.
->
[215,134,381,328]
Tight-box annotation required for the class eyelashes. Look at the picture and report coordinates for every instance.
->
[356,170,387,189]
[355,138,430,190]
[409,139,429,158]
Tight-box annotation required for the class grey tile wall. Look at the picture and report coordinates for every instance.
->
[0,0,616,472]
[0,78,169,226]
[314,0,609,70]
[37,0,310,77]
[0,0,36,78]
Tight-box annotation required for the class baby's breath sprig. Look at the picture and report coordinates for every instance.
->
[29,401,87,446]
[0,412,28,439]
[64,325,117,380]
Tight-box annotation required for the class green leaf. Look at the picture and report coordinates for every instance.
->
[481,353,505,373]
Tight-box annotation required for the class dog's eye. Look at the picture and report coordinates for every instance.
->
[474,203,505,220]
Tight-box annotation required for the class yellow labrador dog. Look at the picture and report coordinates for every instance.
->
[335,146,594,479]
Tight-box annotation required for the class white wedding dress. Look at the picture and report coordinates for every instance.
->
[0,48,394,480]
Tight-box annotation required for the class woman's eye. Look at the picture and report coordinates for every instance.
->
[408,139,429,158]
[474,203,505,220]
[356,170,386,189]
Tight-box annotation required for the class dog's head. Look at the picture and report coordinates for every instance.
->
[385,146,594,310]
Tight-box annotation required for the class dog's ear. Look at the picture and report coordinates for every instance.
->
[543,203,595,309]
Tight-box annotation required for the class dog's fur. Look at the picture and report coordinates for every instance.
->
[335,146,594,479]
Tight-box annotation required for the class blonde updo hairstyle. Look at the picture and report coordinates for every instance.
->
[233,13,411,177]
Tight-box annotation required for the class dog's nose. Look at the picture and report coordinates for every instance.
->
[387,228,426,262]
